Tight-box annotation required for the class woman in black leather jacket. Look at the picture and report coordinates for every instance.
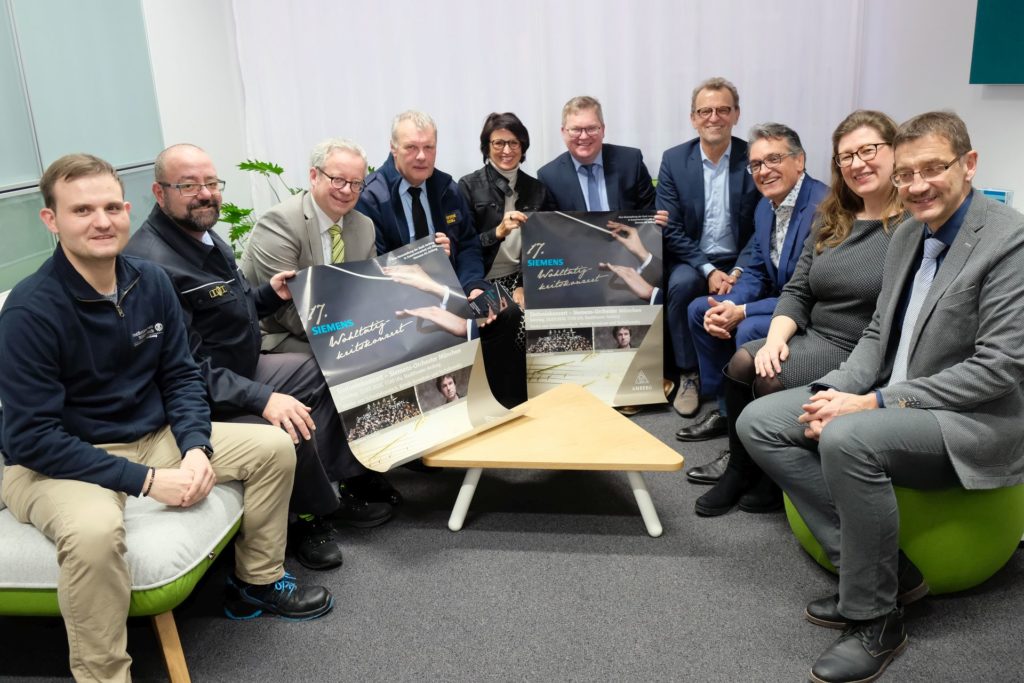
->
[458,112,553,312]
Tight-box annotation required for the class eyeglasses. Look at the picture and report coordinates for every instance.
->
[693,106,734,119]
[565,125,603,139]
[834,143,889,167]
[159,179,226,196]
[317,167,366,192]
[746,152,796,175]
[890,157,962,188]
[490,139,522,151]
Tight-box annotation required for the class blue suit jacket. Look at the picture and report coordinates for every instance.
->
[656,137,760,270]
[537,143,655,211]
[727,174,828,317]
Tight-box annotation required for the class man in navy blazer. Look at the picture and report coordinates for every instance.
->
[657,78,761,430]
[537,95,656,212]
[678,123,826,445]
[357,110,526,407]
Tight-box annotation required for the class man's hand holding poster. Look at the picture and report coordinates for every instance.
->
[522,211,664,407]
[291,238,512,471]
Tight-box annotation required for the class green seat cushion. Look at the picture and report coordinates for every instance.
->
[0,481,243,616]
[785,483,1024,594]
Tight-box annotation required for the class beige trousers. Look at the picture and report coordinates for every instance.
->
[1,421,296,683]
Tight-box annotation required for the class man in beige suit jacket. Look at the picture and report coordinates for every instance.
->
[739,112,1024,683]
[242,138,377,354]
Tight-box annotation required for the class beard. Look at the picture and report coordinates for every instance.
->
[168,198,221,232]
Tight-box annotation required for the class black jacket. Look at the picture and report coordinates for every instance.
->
[457,164,554,276]
[125,205,285,416]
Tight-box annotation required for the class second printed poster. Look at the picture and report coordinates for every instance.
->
[522,211,664,407]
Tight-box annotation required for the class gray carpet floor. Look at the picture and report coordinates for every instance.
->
[2,402,1022,682]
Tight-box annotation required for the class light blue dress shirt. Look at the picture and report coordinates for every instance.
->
[698,142,736,276]
[399,178,437,242]
[571,151,609,211]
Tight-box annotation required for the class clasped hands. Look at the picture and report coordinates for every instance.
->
[147,447,218,508]
[797,389,878,440]
[702,296,745,339]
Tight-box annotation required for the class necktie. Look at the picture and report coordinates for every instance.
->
[889,237,946,384]
[328,224,345,263]
[582,164,602,211]
[407,186,429,240]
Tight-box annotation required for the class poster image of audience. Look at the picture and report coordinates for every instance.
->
[290,238,514,471]
[521,210,661,309]
[341,388,422,441]
[416,366,471,413]
[526,327,594,354]
[593,324,651,351]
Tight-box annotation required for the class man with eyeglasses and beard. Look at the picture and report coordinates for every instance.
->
[126,144,399,576]
[739,111,1024,682]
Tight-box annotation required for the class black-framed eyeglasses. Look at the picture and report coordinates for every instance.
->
[834,142,889,167]
[693,106,734,119]
[565,125,603,139]
[159,179,226,196]
[746,152,796,175]
[890,157,962,188]
[317,167,366,192]
[490,139,522,151]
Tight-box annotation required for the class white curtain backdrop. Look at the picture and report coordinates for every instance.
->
[231,0,863,214]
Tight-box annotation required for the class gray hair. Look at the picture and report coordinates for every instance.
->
[748,122,804,156]
[561,95,604,127]
[390,110,437,147]
[309,138,368,169]
[690,77,740,113]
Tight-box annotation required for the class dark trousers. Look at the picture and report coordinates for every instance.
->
[217,352,367,516]
[480,304,527,408]
[664,254,737,372]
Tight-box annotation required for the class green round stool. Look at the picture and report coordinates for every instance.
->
[784,484,1024,594]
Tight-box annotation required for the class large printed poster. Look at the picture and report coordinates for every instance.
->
[522,211,664,407]
[290,238,513,471]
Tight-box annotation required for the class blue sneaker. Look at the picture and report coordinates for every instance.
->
[224,572,334,621]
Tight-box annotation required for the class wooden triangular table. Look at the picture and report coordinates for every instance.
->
[422,383,684,536]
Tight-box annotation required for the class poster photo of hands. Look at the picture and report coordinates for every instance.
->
[521,211,664,408]
[290,238,513,471]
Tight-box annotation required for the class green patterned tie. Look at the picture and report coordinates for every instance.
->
[329,224,345,263]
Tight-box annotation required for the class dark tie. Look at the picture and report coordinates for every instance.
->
[407,186,429,240]
[582,164,602,211]
[890,237,946,383]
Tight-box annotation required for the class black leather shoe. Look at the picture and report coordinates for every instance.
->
[675,410,727,442]
[328,484,393,528]
[685,450,729,484]
[806,553,928,629]
[290,517,344,570]
[224,572,334,621]
[809,607,907,683]
[737,476,782,513]
[343,472,403,506]
[694,467,749,517]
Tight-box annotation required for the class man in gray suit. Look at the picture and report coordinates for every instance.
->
[242,138,377,354]
[738,111,1024,683]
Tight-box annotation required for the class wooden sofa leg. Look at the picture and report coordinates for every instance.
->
[151,611,191,683]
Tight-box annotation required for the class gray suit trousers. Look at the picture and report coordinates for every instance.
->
[737,387,959,619]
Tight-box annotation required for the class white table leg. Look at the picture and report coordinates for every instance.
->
[448,467,483,531]
[626,471,663,537]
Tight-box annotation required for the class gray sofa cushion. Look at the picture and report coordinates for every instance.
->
[0,481,243,590]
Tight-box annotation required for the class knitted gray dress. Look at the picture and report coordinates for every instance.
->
[742,218,893,388]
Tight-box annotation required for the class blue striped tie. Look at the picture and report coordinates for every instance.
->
[890,237,946,384]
